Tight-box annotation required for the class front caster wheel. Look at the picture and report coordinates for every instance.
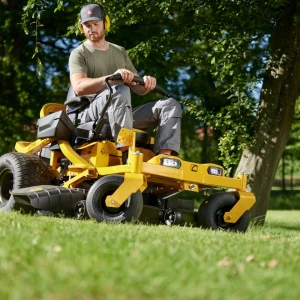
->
[86,175,143,223]
[74,200,90,220]
[197,192,250,232]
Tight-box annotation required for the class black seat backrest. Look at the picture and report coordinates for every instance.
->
[66,86,77,102]
[64,86,91,114]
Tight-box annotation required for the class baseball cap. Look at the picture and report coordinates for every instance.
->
[80,3,105,24]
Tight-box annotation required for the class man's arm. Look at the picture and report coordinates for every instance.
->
[70,72,107,96]
[70,69,156,96]
[70,69,134,96]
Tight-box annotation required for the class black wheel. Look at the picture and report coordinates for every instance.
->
[86,175,143,222]
[197,192,250,232]
[74,200,90,220]
[0,152,52,213]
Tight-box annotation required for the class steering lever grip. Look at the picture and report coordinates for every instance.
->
[106,73,172,98]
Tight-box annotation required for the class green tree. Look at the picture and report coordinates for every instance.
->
[233,1,300,223]
[0,0,77,154]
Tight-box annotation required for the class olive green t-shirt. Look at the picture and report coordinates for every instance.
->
[69,41,137,77]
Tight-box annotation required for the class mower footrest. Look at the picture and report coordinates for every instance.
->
[11,185,86,214]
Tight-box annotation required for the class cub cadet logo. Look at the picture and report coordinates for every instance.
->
[191,164,198,172]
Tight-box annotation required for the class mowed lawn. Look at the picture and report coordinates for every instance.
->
[0,210,300,300]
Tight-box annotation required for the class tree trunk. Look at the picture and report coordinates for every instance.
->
[235,5,300,224]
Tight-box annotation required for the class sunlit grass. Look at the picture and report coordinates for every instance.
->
[0,211,300,299]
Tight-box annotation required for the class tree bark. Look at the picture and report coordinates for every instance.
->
[235,4,300,224]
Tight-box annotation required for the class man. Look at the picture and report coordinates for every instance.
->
[69,3,182,156]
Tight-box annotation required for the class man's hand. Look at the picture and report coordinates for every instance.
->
[143,75,156,91]
[114,69,136,84]
[114,69,157,95]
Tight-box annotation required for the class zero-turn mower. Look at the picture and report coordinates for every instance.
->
[0,75,256,232]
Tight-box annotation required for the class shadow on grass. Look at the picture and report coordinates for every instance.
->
[270,224,300,232]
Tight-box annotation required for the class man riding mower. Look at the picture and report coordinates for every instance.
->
[0,74,256,232]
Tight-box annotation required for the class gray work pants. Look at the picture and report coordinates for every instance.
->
[78,84,182,154]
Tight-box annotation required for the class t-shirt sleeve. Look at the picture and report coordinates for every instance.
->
[69,47,87,75]
[121,47,137,74]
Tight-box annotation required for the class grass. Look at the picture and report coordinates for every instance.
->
[0,211,300,300]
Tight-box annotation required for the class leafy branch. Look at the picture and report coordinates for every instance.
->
[21,0,64,77]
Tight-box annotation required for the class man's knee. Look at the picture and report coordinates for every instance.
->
[113,85,131,107]
[163,98,182,118]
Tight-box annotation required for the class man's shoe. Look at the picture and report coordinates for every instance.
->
[122,150,128,164]
[157,149,178,156]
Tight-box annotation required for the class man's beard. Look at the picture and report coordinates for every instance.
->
[86,32,105,42]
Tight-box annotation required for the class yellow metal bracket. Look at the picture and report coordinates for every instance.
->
[117,128,134,147]
[58,140,92,168]
[40,103,66,117]
[15,138,54,154]
[224,191,256,223]
[105,173,146,208]
[62,169,97,188]
[237,173,248,191]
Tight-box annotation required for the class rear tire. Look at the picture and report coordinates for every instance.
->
[86,175,143,222]
[0,152,52,213]
[197,192,250,232]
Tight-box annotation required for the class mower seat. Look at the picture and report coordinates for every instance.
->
[64,87,150,146]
